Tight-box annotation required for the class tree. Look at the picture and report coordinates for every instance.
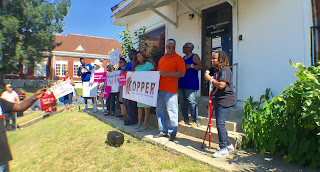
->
[0,0,71,85]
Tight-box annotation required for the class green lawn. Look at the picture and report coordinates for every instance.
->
[7,111,218,171]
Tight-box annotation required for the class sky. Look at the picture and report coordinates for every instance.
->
[62,0,125,42]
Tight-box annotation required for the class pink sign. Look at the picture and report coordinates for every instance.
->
[119,72,126,86]
[94,72,107,82]
[103,86,112,98]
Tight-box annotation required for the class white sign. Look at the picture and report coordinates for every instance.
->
[50,80,74,99]
[106,70,121,93]
[123,71,160,107]
[82,82,98,98]
[110,49,120,65]
[212,37,221,49]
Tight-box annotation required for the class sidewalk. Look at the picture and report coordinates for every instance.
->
[84,107,318,172]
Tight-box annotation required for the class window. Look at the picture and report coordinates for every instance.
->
[311,0,320,65]
[55,60,68,76]
[73,61,81,77]
[34,59,47,77]
[139,26,165,68]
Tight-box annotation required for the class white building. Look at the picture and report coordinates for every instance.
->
[112,0,320,104]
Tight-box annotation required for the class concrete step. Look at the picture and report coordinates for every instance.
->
[198,116,238,132]
[177,123,244,148]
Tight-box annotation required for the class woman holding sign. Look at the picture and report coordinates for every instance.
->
[117,58,127,120]
[133,51,154,131]
[62,71,75,112]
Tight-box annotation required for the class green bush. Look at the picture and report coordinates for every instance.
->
[242,61,320,167]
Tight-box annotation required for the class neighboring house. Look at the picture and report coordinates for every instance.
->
[5,34,121,86]
[44,34,121,82]
[111,0,320,104]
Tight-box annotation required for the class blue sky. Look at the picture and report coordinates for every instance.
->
[63,0,124,41]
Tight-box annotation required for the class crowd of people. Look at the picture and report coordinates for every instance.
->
[0,38,236,172]
[75,38,236,155]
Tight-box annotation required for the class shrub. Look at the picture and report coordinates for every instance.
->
[242,61,320,167]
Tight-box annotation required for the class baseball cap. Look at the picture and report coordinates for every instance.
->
[5,84,12,88]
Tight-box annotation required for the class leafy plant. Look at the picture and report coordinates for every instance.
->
[242,61,320,167]
[118,26,147,58]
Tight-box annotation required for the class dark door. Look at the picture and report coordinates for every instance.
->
[201,2,232,96]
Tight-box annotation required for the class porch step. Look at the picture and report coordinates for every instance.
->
[177,123,244,148]
[198,116,238,132]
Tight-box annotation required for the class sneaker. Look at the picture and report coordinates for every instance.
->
[93,108,98,113]
[190,122,200,127]
[153,133,169,138]
[102,109,106,113]
[212,148,229,158]
[104,111,110,116]
[169,134,176,141]
[84,104,88,110]
[217,144,234,151]
[178,120,189,125]
[110,111,115,116]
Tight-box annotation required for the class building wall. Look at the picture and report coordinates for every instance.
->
[119,0,313,102]
[53,56,110,82]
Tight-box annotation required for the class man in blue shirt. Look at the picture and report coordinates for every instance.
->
[77,58,98,112]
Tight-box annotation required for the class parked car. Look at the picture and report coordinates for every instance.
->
[15,90,26,101]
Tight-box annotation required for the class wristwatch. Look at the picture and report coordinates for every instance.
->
[191,64,194,68]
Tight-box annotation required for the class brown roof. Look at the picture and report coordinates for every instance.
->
[53,34,121,55]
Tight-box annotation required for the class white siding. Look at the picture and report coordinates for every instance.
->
[114,0,313,103]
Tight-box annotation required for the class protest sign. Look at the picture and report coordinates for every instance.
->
[93,72,107,82]
[123,71,160,107]
[40,90,57,113]
[103,86,112,98]
[82,82,98,97]
[50,80,74,99]
[110,49,120,65]
[106,70,120,93]
[119,72,126,86]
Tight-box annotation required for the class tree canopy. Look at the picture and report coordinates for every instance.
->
[0,0,71,75]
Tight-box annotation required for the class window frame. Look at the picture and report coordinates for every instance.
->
[55,60,68,77]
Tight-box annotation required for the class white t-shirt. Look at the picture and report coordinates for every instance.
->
[1,91,19,103]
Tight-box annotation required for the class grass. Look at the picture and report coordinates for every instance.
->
[7,111,218,171]
[0,87,83,98]
[16,111,44,124]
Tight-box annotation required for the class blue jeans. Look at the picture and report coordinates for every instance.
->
[215,104,233,148]
[156,90,178,136]
[0,161,9,172]
[125,99,137,123]
[63,93,73,105]
[106,93,116,112]
[178,88,198,123]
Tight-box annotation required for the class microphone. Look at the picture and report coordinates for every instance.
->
[205,70,210,87]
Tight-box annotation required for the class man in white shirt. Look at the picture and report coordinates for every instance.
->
[1,84,19,130]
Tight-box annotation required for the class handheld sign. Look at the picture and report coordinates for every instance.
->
[50,80,74,99]
[110,49,120,65]
[40,90,57,113]
[103,86,112,98]
[94,72,107,82]
[119,72,126,86]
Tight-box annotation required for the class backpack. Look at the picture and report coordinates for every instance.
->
[106,131,124,147]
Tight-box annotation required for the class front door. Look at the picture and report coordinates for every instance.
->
[201,2,233,96]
